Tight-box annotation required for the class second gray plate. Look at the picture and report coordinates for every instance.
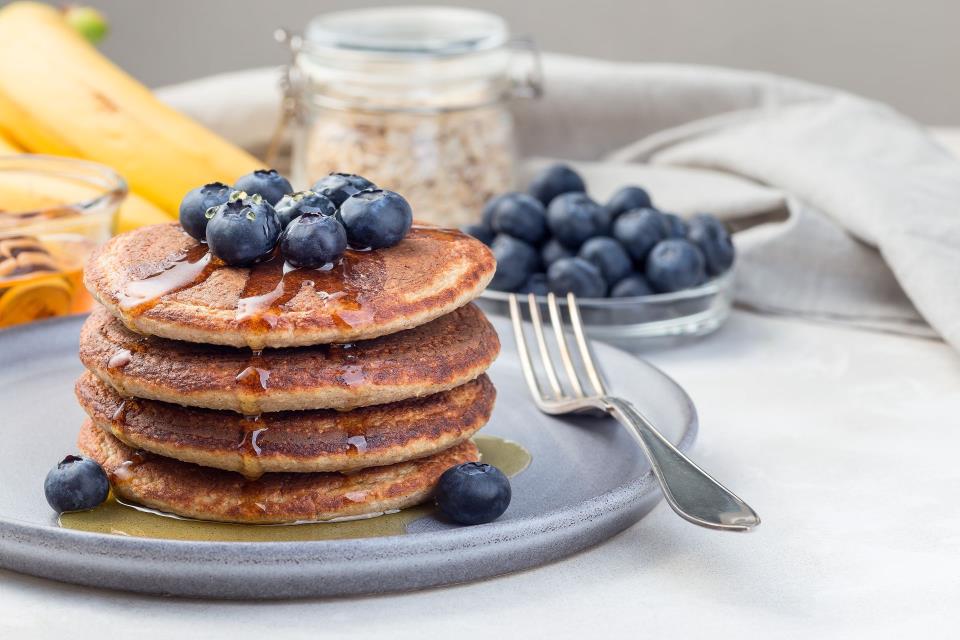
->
[0,314,697,599]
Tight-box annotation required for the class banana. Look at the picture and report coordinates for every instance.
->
[0,2,263,214]
[0,130,20,153]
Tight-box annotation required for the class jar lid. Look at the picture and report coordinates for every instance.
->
[303,6,508,57]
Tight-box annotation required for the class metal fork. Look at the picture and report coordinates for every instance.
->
[509,292,760,532]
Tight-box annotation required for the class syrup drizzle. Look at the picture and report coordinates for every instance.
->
[117,244,215,315]
[107,349,132,370]
[109,449,147,483]
[237,414,267,481]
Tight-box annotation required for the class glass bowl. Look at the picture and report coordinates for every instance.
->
[0,154,125,329]
[476,268,735,351]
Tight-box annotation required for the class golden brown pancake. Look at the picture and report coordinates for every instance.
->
[84,223,495,349]
[80,303,499,412]
[76,371,495,476]
[78,421,479,524]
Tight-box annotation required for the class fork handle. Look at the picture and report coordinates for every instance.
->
[604,396,760,531]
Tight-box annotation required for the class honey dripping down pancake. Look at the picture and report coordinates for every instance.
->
[76,371,496,476]
[80,303,499,412]
[77,421,480,524]
[83,223,495,349]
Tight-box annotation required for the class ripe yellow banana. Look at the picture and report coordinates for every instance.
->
[0,2,263,214]
[0,129,20,153]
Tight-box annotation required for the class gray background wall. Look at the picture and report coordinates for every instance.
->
[43,0,959,124]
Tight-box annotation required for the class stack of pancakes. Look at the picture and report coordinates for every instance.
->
[74,223,498,523]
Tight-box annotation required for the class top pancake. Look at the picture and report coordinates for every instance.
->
[84,223,495,348]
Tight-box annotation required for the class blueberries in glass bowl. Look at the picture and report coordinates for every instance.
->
[463,163,735,298]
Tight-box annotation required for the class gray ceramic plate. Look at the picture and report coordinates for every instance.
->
[0,314,697,599]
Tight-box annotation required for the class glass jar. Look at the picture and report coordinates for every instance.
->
[0,155,123,328]
[283,7,541,227]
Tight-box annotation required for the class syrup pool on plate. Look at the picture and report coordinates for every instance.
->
[60,435,531,542]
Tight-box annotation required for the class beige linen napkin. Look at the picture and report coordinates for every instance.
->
[158,54,960,347]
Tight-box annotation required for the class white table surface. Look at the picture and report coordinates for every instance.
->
[2,308,958,638]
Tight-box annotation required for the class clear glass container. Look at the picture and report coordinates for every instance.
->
[285,7,540,227]
[477,270,736,352]
[0,154,124,328]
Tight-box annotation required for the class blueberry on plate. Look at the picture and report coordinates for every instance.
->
[489,192,548,245]
[178,181,232,241]
[547,257,607,298]
[280,212,348,269]
[546,192,610,249]
[435,462,511,525]
[234,169,293,206]
[274,190,337,228]
[687,213,735,275]
[612,208,666,262]
[338,189,413,250]
[578,236,632,287]
[528,163,586,206]
[540,237,573,266]
[461,223,494,246]
[311,172,376,207]
[489,234,540,292]
[610,273,653,297]
[661,212,688,239]
[645,239,707,293]
[518,272,550,296]
[44,455,109,513]
[605,185,652,219]
[205,194,281,266]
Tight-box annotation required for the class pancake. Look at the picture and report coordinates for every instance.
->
[76,371,495,476]
[80,303,499,412]
[77,421,479,524]
[84,223,495,349]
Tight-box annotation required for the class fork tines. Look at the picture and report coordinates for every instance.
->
[508,292,606,407]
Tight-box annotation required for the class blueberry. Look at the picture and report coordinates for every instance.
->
[645,239,707,292]
[280,212,348,269]
[274,190,337,228]
[489,192,548,245]
[489,234,540,292]
[461,223,494,246]
[518,272,550,296]
[44,455,109,513]
[435,462,511,525]
[311,173,376,207]
[234,169,293,206]
[610,273,653,297]
[178,181,232,241]
[481,193,510,228]
[540,238,573,266]
[578,236,632,286]
[605,185,652,219]
[528,163,586,206]
[546,192,609,249]
[338,189,412,250]
[205,194,281,266]
[662,212,688,239]
[547,257,607,298]
[687,213,735,275]
[612,208,666,262]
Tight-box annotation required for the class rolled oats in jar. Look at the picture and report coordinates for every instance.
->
[284,7,541,227]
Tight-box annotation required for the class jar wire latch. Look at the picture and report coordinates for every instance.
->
[506,36,544,100]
